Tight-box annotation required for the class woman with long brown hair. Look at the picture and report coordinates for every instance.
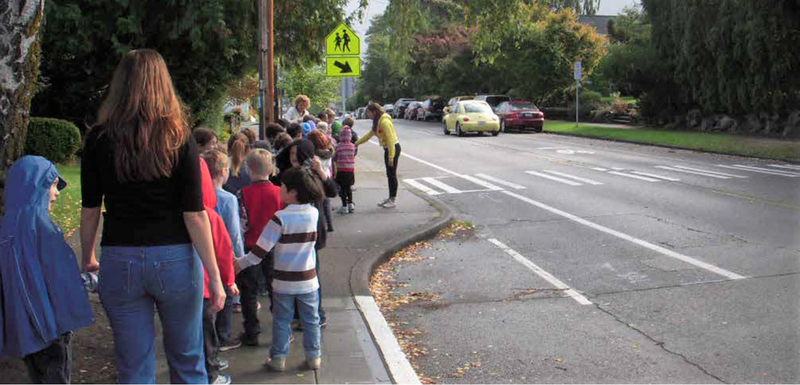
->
[79,49,225,384]
[355,103,401,208]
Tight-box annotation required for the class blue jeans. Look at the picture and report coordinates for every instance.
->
[271,292,321,360]
[99,244,206,384]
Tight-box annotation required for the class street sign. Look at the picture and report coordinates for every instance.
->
[326,23,360,56]
[574,61,582,80]
[326,57,361,77]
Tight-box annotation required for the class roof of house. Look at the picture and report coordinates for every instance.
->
[577,15,616,35]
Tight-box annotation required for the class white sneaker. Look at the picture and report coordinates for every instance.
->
[377,198,391,207]
[382,199,396,208]
[348,203,355,213]
[337,206,349,214]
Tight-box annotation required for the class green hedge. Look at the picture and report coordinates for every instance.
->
[25,117,82,163]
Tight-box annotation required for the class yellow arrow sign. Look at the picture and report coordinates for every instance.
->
[326,23,360,56]
[326,57,361,77]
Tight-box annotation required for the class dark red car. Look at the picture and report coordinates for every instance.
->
[496,100,545,132]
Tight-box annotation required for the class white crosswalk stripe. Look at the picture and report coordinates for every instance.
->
[769,164,800,171]
[543,170,604,185]
[459,175,504,191]
[655,166,732,179]
[421,177,463,194]
[608,171,661,182]
[630,171,681,182]
[717,164,800,177]
[525,171,583,186]
[403,179,442,196]
[474,174,526,189]
[669,165,748,178]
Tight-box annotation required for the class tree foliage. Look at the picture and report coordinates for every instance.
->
[280,64,341,109]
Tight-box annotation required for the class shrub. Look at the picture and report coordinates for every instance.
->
[25,117,82,163]
[611,99,630,114]
[580,90,603,107]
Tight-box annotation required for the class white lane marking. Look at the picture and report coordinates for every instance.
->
[501,190,747,281]
[655,166,732,179]
[475,174,526,189]
[459,174,504,191]
[611,167,626,171]
[488,238,592,305]
[592,167,609,172]
[525,171,583,186]
[403,179,442,196]
[608,171,661,182]
[671,165,748,178]
[630,171,681,182]
[354,296,421,384]
[421,177,462,194]
[544,170,604,185]
[718,164,800,177]
[770,164,800,171]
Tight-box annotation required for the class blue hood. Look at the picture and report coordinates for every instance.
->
[0,156,94,358]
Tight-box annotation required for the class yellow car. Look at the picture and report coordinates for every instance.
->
[443,100,501,136]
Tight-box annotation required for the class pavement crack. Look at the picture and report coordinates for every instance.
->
[485,212,642,227]
[592,270,800,297]
[594,304,728,384]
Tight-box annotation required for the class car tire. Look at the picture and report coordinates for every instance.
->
[456,123,464,137]
[443,122,450,135]
[492,129,500,136]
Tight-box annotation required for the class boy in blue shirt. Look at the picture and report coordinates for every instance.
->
[202,149,245,352]
[0,156,94,383]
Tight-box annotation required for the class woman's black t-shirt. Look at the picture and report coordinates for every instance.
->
[81,127,204,246]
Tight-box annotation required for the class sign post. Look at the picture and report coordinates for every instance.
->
[326,23,361,113]
[574,61,582,127]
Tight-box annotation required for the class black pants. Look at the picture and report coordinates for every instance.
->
[323,198,334,230]
[336,172,355,206]
[24,333,71,384]
[202,300,222,382]
[236,262,263,338]
[215,285,234,343]
[383,143,401,198]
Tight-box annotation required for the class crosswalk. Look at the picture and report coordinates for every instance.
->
[403,163,799,196]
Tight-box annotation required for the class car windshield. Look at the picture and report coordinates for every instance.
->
[431,99,446,108]
[484,96,510,106]
[464,103,493,113]
[510,102,538,111]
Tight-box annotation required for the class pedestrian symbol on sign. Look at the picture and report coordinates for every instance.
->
[342,29,351,52]
[334,33,342,52]
[326,23,360,57]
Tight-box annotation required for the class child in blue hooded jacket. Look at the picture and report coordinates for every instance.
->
[0,156,94,383]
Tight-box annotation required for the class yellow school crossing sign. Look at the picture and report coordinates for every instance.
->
[326,23,360,77]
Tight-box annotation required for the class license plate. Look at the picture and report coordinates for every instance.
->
[478,121,486,126]
[523,113,533,117]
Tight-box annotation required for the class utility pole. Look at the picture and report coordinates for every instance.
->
[257,0,274,140]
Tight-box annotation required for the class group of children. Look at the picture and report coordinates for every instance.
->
[191,111,361,382]
[0,112,360,384]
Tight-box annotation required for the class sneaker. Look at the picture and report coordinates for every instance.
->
[289,334,295,343]
[348,203,355,213]
[382,199,396,208]
[377,198,391,207]
[319,317,327,328]
[307,357,322,370]
[232,303,242,313]
[337,206,349,214]
[211,375,231,385]
[239,333,259,347]
[257,301,262,312]
[265,356,286,372]
[219,339,242,352]
[217,359,229,371]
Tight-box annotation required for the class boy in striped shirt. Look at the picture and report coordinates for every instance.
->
[235,167,325,371]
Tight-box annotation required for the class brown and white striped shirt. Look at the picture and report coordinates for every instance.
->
[239,203,319,294]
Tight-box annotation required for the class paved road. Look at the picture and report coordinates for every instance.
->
[354,117,800,383]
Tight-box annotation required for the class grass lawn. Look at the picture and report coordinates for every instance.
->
[600,96,637,104]
[544,121,800,161]
[52,161,81,237]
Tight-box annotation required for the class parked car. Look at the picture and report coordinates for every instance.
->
[356,107,366,119]
[495,100,545,132]
[445,96,475,113]
[418,97,446,121]
[475,94,511,112]
[442,100,500,137]
[392,98,415,118]
[404,102,423,120]
[383,104,395,116]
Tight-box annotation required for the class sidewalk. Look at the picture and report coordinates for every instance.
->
[139,143,443,383]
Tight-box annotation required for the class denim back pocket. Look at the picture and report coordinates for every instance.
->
[98,259,132,294]
[156,256,196,294]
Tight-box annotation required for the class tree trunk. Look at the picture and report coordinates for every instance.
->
[0,0,44,215]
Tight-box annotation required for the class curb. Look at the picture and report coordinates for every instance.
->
[543,131,800,164]
[348,189,453,384]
